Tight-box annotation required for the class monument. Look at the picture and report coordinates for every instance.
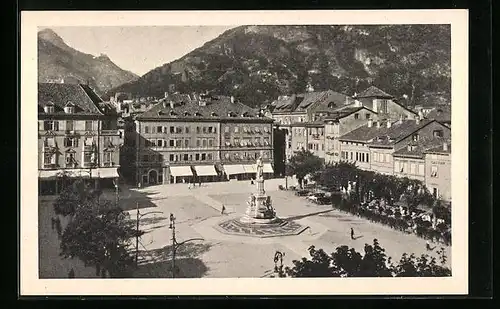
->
[240,156,279,224]
[216,156,307,238]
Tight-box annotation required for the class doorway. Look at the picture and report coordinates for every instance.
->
[148,170,158,185]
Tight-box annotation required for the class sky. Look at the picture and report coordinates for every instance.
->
[49,26,235,76]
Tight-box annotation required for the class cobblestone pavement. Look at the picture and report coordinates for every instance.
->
[38,177,451,278]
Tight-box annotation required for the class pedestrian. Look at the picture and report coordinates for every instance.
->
[221,205,226,215]
[426,240,434,251]
[350,227,355,240]
[68,268,75,278]
[250,178,254,185]
[199,179,202,187]
[188,182,191,190]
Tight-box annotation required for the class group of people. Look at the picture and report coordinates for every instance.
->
[186,179,202,189]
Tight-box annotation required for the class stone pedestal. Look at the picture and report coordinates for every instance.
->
[240,178,278,224]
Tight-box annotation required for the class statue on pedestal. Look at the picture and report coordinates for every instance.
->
[256,156,264,181]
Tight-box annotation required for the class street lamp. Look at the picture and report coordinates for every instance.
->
[113,178,119,208]
[135,202,164,267]
[169,213,204,278]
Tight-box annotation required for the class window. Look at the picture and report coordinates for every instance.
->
[202,139,207,147]
[195,154,200,161]
[385,154,391,163]
[44,104,55,114]
[356,152,359,161]
[85,121,93,131]
[201,153,206,161]
[43,152,56,167]
[65,153,76,167]
[169,139,175,147]
[431,165,438,177]
[157,139,164,147]
[213,127,217,134]
[350,152,353,161]
[412,134,419,142]
[177,127,183,134]
[66,120,74,131]
[176,140,182,147]
[404,162,408,173]
[354,113,359,119]
[196,139,201,147]
[84,151,96,166]
[410,163,416,175]
[43,120,59,131]
[208,127,213,133]
[432,188,438,198]
[170,126,175,133]
[207,153,213,160]
[157,126,163,133]
[395,161,400,173]
[142,154,149,162]
[150,139,157,147]
[150,154,156,162]
[169,154,174,161]
[184,139,189,147]
[208,139,214,147]
[196,127,201,134]
[103,152,113,166]
[366,113,371,120]
[224,127,229,133]
[234,127,239,133]
[374,152,379,162]
[418,164,425,176]
[64,137,78,148]
[433,130,444,138]
[183,154,189,161]
[144,126,149,134]
[185,126,190,134]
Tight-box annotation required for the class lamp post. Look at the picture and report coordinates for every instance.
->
[135,202,163,267]
[169,213,204,278]
[113,178,119,208]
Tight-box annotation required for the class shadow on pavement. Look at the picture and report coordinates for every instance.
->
[134,241,212,278]
[285,209,333,221]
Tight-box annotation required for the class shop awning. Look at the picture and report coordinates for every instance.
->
[170,166,193,177]
[39,169,92,179]
[243,164,256,173]
[224,164,245,175]
[95,167,119,179]
[194,165,218,177]
[263,163,274,173]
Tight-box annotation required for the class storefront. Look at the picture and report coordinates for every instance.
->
[38,168,119,195]
[242,164,256,180]
[193,165,219,183]
[262,163,274,179]
[169,165,193,184]
[223,164,245,180]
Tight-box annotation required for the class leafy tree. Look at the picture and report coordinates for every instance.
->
[54,180,141,277]
[280,239,450,278]
[286,149,323,188]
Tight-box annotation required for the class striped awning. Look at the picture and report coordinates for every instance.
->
[224,164,245,175]
[263,163,274,173]
[194,165,218,177]
[39,169,92,179]
[242,164,256,173]
[169,166,193,177]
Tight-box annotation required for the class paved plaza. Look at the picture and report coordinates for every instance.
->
[39,178,451,278]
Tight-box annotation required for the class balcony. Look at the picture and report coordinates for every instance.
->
[101,130,121,136]
[102,161,115,167]
[311,134,321,140]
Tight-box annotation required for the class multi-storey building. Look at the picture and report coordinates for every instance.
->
[134,94,274,185]
[338,117,451,175]
[38,83,122,195]
[324,105,378,164]
[289,121,325,159]
[424,141,451,201]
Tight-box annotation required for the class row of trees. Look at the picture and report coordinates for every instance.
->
[275,239,451,277]
[53,179,141,278]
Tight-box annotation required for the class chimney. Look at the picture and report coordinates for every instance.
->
[367,119,373,128]
[415,115,420,125]
[230,96,235,103]
[418,110,424,120]
[376,121,381,128]
[386,121,392,128]
[399,114,404,125]
[407,144,412,151]
[443,142,448,151]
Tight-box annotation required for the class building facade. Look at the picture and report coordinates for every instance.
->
[134,94,274,185]
[424,142,452,201]
[38,83,122,195]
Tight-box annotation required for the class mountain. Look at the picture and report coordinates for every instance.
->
[105,25,450,107]
[38,28,139,95]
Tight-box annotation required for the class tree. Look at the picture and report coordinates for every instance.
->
[55,180,141,278]
[281,239,450,278]
[286,149,323,188]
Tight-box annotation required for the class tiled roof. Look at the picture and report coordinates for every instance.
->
[309,91,351,112]
[323,105,376,121]
[424,142,452,154]
[38,83,104,115]
[339,119,438,145]
[136,95,273,122]
[426,106,451,123]
[356,86,393,99]
[393,137,449,158]
[290,120,325,127]
[272,90,351,114]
